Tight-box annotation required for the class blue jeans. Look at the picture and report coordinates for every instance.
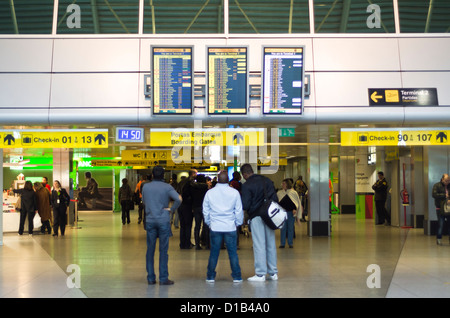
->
[145,219,171,283]
[436,210,450,239]
[207,230,242,280]
[249,216,277,276]
[280,211,295,246]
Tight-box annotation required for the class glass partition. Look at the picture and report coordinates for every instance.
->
[57,0,139,34]
[0,0,54,34]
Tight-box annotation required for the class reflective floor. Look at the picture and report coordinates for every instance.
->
[1,211,450,298]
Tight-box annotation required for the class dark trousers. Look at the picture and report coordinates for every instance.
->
[375,200,390,224]
[41,220,51,234]
[193,207,204,247]
[53,206,67,235]
[121,200,130,224]
[178,204,193,248]
[138,202,144,222]
[19,210,35,235]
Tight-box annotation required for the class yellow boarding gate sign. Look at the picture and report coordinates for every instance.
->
[150,128,265,147]
[0,129,108,148]
[341,128,450,146]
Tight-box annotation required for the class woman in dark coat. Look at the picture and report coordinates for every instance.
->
[51,180,70,237]
[34,182,52,234]
[119,178,132,225]
[13,180,37,236]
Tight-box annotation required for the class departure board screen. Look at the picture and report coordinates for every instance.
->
[152,47,193,114]
[208,47,248,115]
[262,47,305,115]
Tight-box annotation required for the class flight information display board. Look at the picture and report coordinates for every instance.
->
[207,47,248,115]
[262,47,305,115]
[152,47,193,114]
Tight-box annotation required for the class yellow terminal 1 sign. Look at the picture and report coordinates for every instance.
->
[0,129,108,148]
[341,128,449,146]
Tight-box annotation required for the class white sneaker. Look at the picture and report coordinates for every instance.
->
[233,279,243,283]
[267,273,278,281]
[206,279,215,283]
[247,275,265,282]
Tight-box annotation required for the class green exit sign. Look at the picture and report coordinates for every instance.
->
[278,128,295,137]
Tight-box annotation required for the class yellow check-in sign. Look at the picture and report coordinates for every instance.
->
[0,129,108,148]
[341,128,450,146]
[150,128,264,147]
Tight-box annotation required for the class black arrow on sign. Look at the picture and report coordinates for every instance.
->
[233,133,244,144]
[436,132,447,143]
[94,134,106,145]
[4,134,15,145]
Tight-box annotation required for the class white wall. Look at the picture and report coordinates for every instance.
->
[0,35,449,125]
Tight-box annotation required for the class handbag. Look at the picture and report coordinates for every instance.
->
[128,200,134,210]
[279,194,297,212]
[443,202,450,216]
[259,179,287,230]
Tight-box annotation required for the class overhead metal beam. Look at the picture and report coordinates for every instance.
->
[150,0,155,34]
[234,0,259,33]
[288,0,294,34]
[184,0,210,34]
[424,0,434,33]
[315,0,339,33]
[9,0,19,34]
[339,0,351,33]
[104,0,130,33]
[91,0,100,33]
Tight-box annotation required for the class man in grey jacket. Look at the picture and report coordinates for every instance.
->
[142,166,181,285]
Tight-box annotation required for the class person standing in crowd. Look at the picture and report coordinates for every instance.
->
[142,166,181,285]
[178,169,197,249]
[169,173,180,228]
[42,176,51,192]
[294,176,308,222]
[432,174,450,245]
[230,171,242,193]
[34,182,52,234]
[189,174,209,250]
[51,180,70,237]
[203,171,244,283]
[240,163,279,282]
[372,171,390,225]
[119,178,133,225]
[277,179,301,248]
[13,181,37,236]
[135,175,147,224]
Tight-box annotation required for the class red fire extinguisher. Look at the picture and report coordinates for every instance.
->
[401,189,410,206]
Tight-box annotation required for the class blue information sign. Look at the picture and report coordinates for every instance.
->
[152,47,193,114]
[115,127,144,143]
[262,47,305,115]
[207,47,248,115]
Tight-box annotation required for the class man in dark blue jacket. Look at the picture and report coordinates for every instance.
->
[240,163,279,282]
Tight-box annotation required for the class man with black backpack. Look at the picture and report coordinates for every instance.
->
[240,163,279,282]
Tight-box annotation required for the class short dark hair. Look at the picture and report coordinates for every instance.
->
[240,163,253,175]
[152,166,165,180]
[378,171,384,176]
[218,171,229,183]
[85,172,92,178]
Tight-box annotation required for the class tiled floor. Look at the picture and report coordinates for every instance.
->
[1,211,450,298]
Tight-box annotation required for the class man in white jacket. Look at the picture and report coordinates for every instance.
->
[202,171,244,283]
